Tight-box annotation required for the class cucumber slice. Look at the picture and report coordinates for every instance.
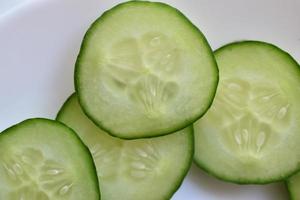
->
[194,41,300,184]
[0,119,100,200]
[287,172,300,200]
[75,1,218,139]
[57,93,194,200]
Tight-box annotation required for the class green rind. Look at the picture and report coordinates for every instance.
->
[215,40,300,68]
[286,171,300,200]
[286,180,294,200]
[0,118,101,199]
[56,93,194,200]
[74,0,218,139]
[194,40,300,184]
[166,126,194,200]
[193,157,300,185]
[195,148,300,185]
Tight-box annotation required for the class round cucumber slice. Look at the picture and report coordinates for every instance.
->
[194,41,300,184]
[57,93,194,200]
[287,172,300,200]
[75,1,218,139]
[0,119,100,200]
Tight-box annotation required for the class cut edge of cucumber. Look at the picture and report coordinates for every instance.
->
[56,93,195,199]
[74,1,219,139]
[168,126,195,199]
[194,157,300,185]
[194,40,300,185]
[286,171,300,200]
[285,180,294,200]
[0,118,101,200]
[215,40,300,67]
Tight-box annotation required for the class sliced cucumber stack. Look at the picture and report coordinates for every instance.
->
[75,1,218,139]
[194,41,300,184]
[0,119,100,200]
[57,94,194,200]
[287,172,300,200]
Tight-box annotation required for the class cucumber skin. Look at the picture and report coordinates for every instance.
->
[194,158,300,186]
[0,118,101,200]
[74,1,219,139]
[57,93,195,200]
[194,40,300,185]
[286,172,300,200]
[285,181,293,200]
[215,40,300,68]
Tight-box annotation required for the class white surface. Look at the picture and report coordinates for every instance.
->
[0,0,299,199]
[0,0,28,15]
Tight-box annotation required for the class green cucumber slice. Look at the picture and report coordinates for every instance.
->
[57,93,194,200]
[194,41,300,184]
[75,1,218,139]
[287,172,300,200]
[0,119,100,200]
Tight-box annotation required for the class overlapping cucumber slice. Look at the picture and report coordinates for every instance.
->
[75,1,218,139]
[0,119,100,200]
[194,41,300,183]
[57,94,194,200]
[287,172,300,200]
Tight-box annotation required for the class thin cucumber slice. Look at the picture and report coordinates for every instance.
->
[75,1,218,139]
[57,94,194,200]
[194,41,300,184]
[0,119,100,200]
[287,172,300,200]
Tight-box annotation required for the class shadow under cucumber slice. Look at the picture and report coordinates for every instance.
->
[194,41,300,184]
[57,93,194,200]
[0,118,100,200]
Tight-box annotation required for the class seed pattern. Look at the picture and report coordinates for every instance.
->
[125,141,160,180]
[8,185,49,200]
[102,32,181,116]
[206,78,291,156]
[2,148,73,199]
[89,139,161,181]
[2,148,42,185]
[250,85,290,127]
[128,74,178,117]
[39,160,73,197]
[224,113,271,155]
[90,143,122,179]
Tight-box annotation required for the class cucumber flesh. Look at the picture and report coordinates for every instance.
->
[75,1,218,139]
[287,172,300,200]
[0,119,100,200]
[57,94,194,200]
[194,41,300,184]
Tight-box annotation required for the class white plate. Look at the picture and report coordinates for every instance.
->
[0,0,299,199]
